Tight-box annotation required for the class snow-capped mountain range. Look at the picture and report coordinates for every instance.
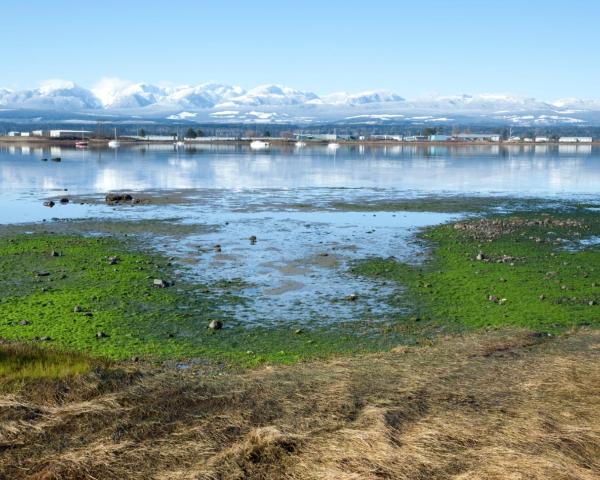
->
[1,78,600,126]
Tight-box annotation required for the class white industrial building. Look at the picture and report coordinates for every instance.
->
[535,137,549,143]
[559,137,593,143]
[49,129,92,138]
[454,133,501,142]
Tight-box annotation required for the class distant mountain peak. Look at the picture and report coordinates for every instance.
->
[0,78,599,126]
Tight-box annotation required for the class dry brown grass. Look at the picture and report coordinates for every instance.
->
[1,328,599,480]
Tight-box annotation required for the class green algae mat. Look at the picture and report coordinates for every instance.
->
[1,209,599,367]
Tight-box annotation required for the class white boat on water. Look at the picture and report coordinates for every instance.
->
[295,141,306,148]
[250,140,270,150]
[327,142,340,150]
[108,128,120,148]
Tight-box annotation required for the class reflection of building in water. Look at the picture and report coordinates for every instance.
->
[559,145,592,155]
[534,145,548,155]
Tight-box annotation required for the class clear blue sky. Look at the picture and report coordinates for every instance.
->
[2,0,598,99]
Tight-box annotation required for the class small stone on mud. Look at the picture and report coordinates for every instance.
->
[153,278,173,288]
[208,320,223,330]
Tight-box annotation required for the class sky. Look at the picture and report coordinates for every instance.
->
[2,0,599,100]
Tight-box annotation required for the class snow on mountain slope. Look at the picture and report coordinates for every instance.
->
[93,78,165,109]
[317,90,404,106]
[165,83,245,108]
[0,80,101,110]
[216,84,319,107]
[1,78,600,125]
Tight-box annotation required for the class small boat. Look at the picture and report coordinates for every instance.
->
[108,128,120,148]
[295,141,306,148]
[327,142,340,150]
[250,140,270,150]
[75,129,88,148]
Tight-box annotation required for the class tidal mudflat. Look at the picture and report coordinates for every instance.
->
[1,144,600,366]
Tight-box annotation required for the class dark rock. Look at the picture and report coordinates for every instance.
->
[51,157,61,162]
[153,278,173,288]
[105,193,134,204]
[59,198,69,204]
[208,319,223,330]
[41,158,48,161]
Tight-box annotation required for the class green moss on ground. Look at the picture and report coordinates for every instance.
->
[351,210,600,333]
[0,234,397,367]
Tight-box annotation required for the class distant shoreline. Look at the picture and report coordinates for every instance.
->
[0,136,598,147]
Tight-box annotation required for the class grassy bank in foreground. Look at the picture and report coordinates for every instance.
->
[1,329,598,479]
[352,210,600,332]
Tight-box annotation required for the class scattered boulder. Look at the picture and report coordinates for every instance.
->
[208,320,223,330]
[50,250,60,257]
[36,271,50,277]
[539,294,545,301]
[488,295,499,303]
[43,201,55,208]
[105,193,134,204]
[18,320,30,326]
[37,336,51,342]
[73,305,83,313]
[153,278,173,288]
[96,331,108,339]
[107,256,119,265]
[59,197,69,204]
[476,252,488,261]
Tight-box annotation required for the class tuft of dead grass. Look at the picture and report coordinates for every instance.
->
[0,328,599,480]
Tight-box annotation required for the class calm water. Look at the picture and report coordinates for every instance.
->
[1,143,599,326]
